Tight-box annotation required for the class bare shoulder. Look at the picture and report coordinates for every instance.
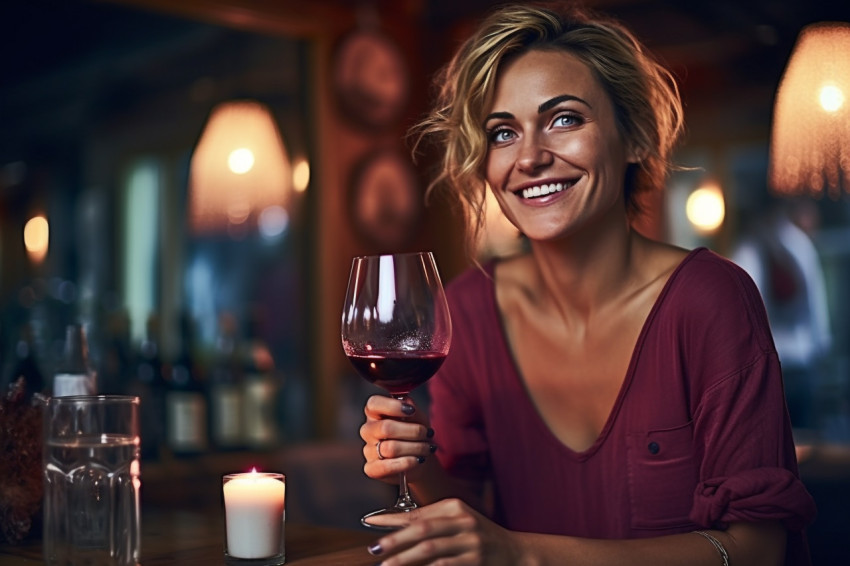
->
[635,237,690,284]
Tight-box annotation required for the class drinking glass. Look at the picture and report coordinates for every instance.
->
[341,252,452,528]
[42,395,141,566]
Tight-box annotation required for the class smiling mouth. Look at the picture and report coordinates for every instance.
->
[516,180,576,199]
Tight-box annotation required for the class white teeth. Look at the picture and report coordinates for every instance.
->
[521,182,566,199]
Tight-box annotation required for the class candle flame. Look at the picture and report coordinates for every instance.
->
[250,467,258,474]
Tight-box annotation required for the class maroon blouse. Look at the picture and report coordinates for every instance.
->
[428,248,816,564]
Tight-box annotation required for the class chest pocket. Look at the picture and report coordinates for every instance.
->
[627,421,697,531]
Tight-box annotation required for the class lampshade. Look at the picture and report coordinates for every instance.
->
[188,100,292,234]
[768,22,850,198]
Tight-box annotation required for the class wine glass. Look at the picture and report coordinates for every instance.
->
[341,251,452,528]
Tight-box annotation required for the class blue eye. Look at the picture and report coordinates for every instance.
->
[488,128,515,144]
[554,113,582,128]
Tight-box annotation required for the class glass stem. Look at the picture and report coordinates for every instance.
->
[393,394,417,512]
[396,472,416,510]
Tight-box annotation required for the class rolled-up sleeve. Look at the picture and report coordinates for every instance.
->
[693,468,816,530]
[689,353,816,531]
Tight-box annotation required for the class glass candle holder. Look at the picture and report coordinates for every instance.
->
[222,471,286,565]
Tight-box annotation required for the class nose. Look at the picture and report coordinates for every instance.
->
[516,134,553,173]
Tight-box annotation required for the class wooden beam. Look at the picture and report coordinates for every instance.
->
[97,0,356,38]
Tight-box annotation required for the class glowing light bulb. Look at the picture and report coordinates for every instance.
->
[228,148,255,174]
[819,84,844,113]
[292,156,310,192]
[686,185,725,234]
[24,215,49,263]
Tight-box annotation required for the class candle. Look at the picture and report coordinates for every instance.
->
[222,470,286,560]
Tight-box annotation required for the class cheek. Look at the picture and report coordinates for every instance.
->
[484,149,515,185]
[556,131,627,173]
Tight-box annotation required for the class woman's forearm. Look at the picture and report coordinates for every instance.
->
[512,521,786,566]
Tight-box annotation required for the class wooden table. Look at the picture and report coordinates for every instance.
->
[0,508,379,565]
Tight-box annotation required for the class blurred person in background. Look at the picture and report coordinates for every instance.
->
[731,197,832,434]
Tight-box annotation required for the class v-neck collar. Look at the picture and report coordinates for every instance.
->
[485,247,707,460]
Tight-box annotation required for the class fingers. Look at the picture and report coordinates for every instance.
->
[360,396,435,457]
[360,395,437,481]
[367,500,485,565]
[371,438,437,461]
[363,439,437,480]
[364,394,427,423]
[381,532,479,566]
[361,417,435,446]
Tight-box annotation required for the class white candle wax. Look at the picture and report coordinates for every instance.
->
[223,471,286,559]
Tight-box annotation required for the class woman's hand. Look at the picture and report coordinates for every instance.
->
[365,498,522,566]
[360,395,437,484]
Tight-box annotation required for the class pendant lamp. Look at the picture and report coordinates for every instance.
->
[188,100,292,234]
[769,22,850,198]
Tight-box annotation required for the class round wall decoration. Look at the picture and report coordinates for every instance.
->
[332,30,409,131]
[349,148,421,250]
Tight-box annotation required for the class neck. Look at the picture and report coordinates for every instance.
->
[526,211,643,321]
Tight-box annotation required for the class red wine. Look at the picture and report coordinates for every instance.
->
[347,350,447,395]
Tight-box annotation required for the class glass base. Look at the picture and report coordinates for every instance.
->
[362,470,419,530]
[360,506,416,531]
[225,553,285,566]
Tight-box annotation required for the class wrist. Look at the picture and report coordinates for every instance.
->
[509,531,542,566]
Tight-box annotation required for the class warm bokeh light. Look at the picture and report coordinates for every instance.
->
[769,22,850,198]
[24,215,49,264]
[258,205,289,239]
[188,100,292,234]
[819,84,844,113]
[686,185,725,234]
[292,156,310,192]
[228,148,255,174]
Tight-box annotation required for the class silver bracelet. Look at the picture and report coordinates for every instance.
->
[693,530,730,566]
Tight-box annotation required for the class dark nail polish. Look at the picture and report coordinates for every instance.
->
[426,427,435,438]
[401,403,415,415]
[367,543,383,555]
[429,444,437,453]
[417,456,426,464]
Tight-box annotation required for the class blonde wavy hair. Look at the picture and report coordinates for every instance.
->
[411,2,685,252]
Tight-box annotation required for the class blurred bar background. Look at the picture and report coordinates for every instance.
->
[1,0,849,562]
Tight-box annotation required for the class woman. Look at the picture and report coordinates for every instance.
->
[359,4,816,565]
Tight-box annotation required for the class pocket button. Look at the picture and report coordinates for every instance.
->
[648,441,660,455]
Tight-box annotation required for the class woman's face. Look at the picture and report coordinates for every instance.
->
[483,49,637,242]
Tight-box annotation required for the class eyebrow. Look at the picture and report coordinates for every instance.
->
[484,94,592,125]
[484,111,513,125]
[538,94,591,114]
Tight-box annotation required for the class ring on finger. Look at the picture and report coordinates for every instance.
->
[376,439,386,460]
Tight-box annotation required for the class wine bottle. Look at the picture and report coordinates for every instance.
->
[208,312,244,451]
[126,314,167,460]
[52,323,97,396]
[3,323,46,400]
[98,310,132,395]
[165,314,208,456]
[242,314,279,450]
